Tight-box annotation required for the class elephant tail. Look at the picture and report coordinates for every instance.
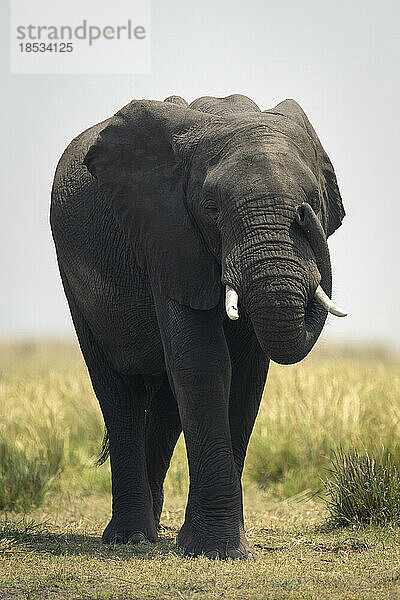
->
[96,428,110,465]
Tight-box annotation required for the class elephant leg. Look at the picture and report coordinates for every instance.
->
[225,317,269,527]
[99,375,157,544]
[226,317,269,478]
[145,376,182,526]
[154,294,247,560]
[59,271,157,544]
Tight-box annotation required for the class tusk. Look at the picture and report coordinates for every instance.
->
[226,285,239,320]
[314,285,348,317]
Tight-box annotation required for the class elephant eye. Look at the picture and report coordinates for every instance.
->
[203,199,220,219]
[310,193,321,215]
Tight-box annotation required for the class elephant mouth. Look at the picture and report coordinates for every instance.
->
[222,203,347,365]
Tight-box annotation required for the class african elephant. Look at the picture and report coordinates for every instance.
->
[50,94,346,559]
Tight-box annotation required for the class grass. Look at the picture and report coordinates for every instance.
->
[0,341,400,599]
[0,439,61,511]
[247,349,400,497]
[2,495,400,599]
[322,448,400,527]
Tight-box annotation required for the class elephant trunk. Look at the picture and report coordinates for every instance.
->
[223,203,336,365]
[244,265,328,365]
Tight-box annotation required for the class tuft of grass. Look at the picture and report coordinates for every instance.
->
[0,439,61,511]
[0,396,65,511]
[0,348,106,508]
[322,448,400,527]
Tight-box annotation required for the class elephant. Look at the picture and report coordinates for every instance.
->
[50,94,346,560]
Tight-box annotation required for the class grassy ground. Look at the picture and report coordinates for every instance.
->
[2,494,400,599]
[0,342,400,599]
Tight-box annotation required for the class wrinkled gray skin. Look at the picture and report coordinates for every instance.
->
[51,94,345,559]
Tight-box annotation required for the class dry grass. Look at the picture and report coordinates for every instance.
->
[0,341,399,599]
[247,351,400,496]
[1,494,400,600]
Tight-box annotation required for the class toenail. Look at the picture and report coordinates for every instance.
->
[128,532,147,544]
[204,550,220,560]
[227,549,245,559]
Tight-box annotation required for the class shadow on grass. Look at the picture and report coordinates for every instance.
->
[0,518,181,561]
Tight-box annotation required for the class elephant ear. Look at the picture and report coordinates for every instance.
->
[266,99,345,237]
[83,99,221,309]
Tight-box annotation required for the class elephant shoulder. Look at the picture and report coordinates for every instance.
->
[51,118,112,210]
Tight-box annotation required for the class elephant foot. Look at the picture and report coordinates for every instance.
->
[178,517,250,560]
[184,536,250,560]
[102,513,158,545]
[176,515,192,549]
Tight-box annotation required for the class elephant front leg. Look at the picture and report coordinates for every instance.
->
[154,295,248,559]
[225,317,269,549]
[226,318,269,480]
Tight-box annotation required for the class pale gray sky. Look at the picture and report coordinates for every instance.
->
[1,0,399,349]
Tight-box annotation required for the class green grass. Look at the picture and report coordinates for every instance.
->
[322,448,400,527]
[0,438,62,511]
[0,341,400,599]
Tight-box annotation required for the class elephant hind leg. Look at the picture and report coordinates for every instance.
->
[144,375,182,526]
[59,269,157,544]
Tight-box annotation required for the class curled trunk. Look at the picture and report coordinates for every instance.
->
[223,203,332,365]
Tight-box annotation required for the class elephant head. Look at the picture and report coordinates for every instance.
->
[83,94,346,365]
